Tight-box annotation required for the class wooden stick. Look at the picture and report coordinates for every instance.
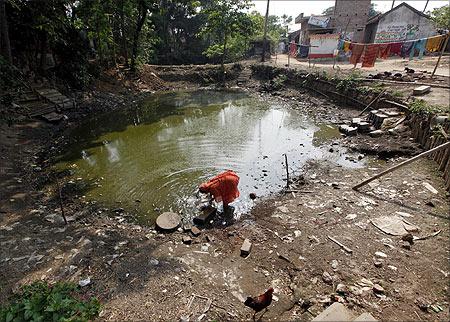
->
[359,90,386,116]
[353,141,450,190]
[55,178,67,225]
[327,235,353,254]
[414,229,441,241]
[284,153,290,188]
[432,34,449,78]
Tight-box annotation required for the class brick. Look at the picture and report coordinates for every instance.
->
[240,239,252,257]
[191,226,201,237]
[182,236,192,244]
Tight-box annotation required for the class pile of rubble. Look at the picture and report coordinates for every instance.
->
[339,108,406,138]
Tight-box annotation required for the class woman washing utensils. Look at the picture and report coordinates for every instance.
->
[198,170,240,213]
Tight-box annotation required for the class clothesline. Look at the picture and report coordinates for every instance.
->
[288,32,448,47]
[342,32,449,46]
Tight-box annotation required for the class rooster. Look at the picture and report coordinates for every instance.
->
[244,287,274,320]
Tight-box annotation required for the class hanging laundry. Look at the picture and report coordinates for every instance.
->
[426,35,444,52]
[377,44,391,59]
[343,41,351,53]
[390,42,402,56]
[409,39,427,60]
[349,44,365,66]
[362,44,379,68]
[400,41,414,58]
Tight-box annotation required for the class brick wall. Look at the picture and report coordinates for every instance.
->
[333,0,371,42]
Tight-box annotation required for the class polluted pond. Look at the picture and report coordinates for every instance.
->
[56,89,365,224]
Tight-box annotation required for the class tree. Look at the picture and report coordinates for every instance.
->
[280,14,292,38]
[322,6,334,16]
[369,3,381,17]
[430,5,450,30]
[0,0,12,64]
[201,0,253,71]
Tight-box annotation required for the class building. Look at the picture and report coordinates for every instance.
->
[364,2,437,43]
[294,0,371,45]
[332,0,371,42]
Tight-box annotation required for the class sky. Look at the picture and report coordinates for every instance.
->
[251,0,449,31]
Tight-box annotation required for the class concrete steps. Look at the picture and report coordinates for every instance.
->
[312,303,377,322]
[237,67,252,85]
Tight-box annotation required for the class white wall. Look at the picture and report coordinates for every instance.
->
[374,5,437,43]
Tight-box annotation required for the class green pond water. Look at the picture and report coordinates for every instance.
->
[57,90,365,224]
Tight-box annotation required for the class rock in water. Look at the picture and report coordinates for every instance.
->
[156,212,181,231]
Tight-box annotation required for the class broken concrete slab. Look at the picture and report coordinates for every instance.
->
[413,85,431,96]
[240,238,252,257]
[371,215,419,236]
[312,302,354,322]
[354,312,378,321]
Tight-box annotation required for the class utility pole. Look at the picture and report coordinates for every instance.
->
[391,1,395,9]
[261,0,270,62]
[423,0,429,12]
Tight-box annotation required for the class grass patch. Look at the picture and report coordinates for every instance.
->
[409,99,449,115]
[0,281,101,322]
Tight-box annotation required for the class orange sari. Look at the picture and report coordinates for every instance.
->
[199,170,240,206]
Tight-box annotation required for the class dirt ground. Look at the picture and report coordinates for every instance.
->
[1,64,449,321]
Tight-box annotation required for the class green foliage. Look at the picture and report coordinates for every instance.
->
[409,99,449,115]
[272,74,287,90]
[335,71,362,92]
[430,5,450,29]
[0,281,101,322]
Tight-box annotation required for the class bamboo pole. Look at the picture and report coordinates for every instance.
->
[359,90,386,116]
[353,141,450,190]
[431,34,449,78]
[284,153,290,188]
[55,178,68,225]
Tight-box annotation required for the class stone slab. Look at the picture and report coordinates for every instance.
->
[353,312,377,321]
[156,212,180,231]
[312,303,354,322]
[413,85,431,95]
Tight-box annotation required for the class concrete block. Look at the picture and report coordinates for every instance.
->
[312,303,354,322]
[240,238,252,257]
[369,130,384,138]
[339,125,357,136]
[357,121,371,132]
[353,312,377,321]
[193,206,216,225]
[351,118,362,126]
[413,85,431,96]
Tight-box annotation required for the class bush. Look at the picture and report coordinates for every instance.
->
[0,281,101,322]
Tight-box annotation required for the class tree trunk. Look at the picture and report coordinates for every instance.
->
[0,0,12,64]
[221,31,228,81]
[130,0,148,72]
[120,0,129,66]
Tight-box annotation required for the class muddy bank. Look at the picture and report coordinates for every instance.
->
[1,63,449,321]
